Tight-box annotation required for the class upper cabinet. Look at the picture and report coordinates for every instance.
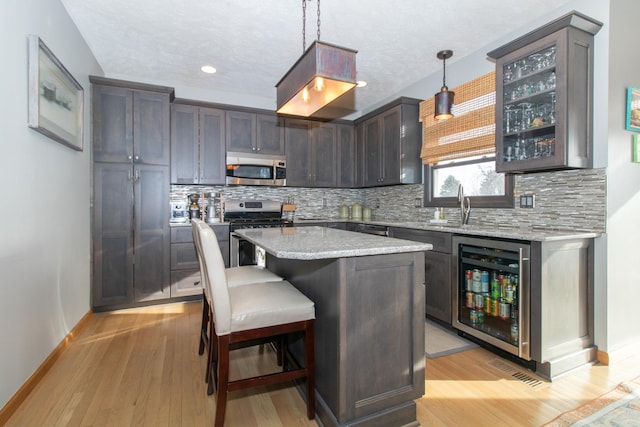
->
[92,81,172,165]
[226,111,285,155]
[171,103,225,185]
[336,124,356,188]
[358,98,422,187]
[284,119,337,187]
[488,12,602,173]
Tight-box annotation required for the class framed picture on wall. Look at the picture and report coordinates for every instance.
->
[27,34,84,151]
[625,86,640,132]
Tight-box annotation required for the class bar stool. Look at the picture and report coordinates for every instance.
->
[191,219,283,382]
[198,223,315,427]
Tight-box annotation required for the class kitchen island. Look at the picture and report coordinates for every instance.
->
[234,226,432,427]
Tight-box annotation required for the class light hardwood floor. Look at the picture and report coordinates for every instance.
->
[5,301,640,426]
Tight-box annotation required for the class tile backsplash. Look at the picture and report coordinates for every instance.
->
[172,168,606,233]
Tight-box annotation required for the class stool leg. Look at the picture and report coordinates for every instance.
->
[198,294,209,355]
[214,335,231,427]
[305,320,316,419]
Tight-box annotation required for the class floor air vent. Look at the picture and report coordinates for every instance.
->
[487,358,547,389]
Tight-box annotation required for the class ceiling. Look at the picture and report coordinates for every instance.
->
[60,0,574,118]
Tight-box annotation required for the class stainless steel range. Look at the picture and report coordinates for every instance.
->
[225,199,292,266]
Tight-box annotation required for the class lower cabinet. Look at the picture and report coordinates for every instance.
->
[170,226,202,297]
[169,223,230,298]
[390,227,453,324]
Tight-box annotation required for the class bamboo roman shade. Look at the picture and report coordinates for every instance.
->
[419,71,496,164]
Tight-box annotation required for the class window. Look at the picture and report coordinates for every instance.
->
[419,71,514,208]
[424,157,514,208]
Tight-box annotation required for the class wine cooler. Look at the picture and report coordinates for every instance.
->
[452,236,531,360]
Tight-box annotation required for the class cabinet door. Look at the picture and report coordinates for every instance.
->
[199,107,226,184]
[134,164,170,302]
[364,118,382,186]
[336,124,356,188]
[133,91,170,165]
[92,85,133,163]
[424,251,452,323]
[284,119,312,186]
[170,104,199,184]
[256,114,285,155]
[93,162,134,307]
[226,111,256,152]
[381,107,401,186]
[311,123,337,187]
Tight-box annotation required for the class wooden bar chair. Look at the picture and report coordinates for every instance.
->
[198,224,315,427]
[191,219,283,383]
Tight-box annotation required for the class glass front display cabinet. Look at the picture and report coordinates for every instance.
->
[488,12,602,173]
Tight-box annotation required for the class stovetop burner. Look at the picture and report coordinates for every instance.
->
[224,199,291,230]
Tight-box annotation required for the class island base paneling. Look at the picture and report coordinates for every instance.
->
[267,252,425,427]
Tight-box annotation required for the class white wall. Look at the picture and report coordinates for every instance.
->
[0,0,102,409]
[605,0,640,358]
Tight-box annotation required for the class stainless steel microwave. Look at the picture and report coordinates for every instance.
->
[225,152,286,186]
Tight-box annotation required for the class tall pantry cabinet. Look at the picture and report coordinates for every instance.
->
[90,76,174,309]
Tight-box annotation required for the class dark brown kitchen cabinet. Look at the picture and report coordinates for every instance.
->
[90,77,173,310]
[92,82,170,165]
[359,98,422,187]
[284,119,337,187]
[226,111,285,155]
[170,226,201,298]
[336,124,356,188]
[93,162,171,307]
[171,103,225,184]
[488,12,602,173]
[390,227,453,324]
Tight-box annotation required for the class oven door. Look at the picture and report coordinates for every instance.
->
[230,232,259,267]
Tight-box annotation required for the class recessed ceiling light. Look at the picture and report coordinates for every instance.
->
[356,80,367,87]
[201,65,217,74]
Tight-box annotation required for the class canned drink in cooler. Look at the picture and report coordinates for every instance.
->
[477,309,484,323]
[491,279,501,299]
[493,298,500,317]
[499,302,511,319]
[470,309,479,324]
[466,291,474,308]
[474,293,484,310]
[484,296,492,314]
[465,270,473,291]
[481,271,489,293]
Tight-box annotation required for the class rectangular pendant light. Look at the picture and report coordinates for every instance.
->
[276,40,357,117]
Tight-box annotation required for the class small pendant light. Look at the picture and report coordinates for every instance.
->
[434,50,454,120]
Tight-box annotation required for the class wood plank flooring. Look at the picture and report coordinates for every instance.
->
[5,301,640,426]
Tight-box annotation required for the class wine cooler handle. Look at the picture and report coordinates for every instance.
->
[518,248,531,361]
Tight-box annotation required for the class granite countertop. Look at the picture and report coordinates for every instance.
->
[294,218,601,242]
[234,226,433,260]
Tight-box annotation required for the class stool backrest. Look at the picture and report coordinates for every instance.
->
[197,223,232,334]
[191,219,209,300]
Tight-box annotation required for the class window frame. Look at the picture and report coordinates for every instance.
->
[423,157,514,208]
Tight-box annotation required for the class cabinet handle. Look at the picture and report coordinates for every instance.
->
[134,170,140,181]
[127,170,132,181]
[134,155,140,162]
[128,155,133,161]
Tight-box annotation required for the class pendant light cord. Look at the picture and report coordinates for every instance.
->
[302,0,321,53]
[442,55,447,89]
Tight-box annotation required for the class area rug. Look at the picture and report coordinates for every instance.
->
[543,376,640,426]
[425,319,477,359]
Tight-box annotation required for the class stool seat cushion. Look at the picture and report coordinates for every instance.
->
[227,266,283,287]
[223,281,315,334]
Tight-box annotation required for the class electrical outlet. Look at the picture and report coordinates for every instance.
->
[414,198,422,208]
[519,194,535,208]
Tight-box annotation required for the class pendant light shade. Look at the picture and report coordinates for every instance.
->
[434,50,455,120]
[276,41,357,117]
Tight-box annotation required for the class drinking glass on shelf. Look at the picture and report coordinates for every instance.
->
[518,102,534,130]
[547,92,556,124]
[504,63,515,83]
[543,47,556,68]
[545,71,556,90]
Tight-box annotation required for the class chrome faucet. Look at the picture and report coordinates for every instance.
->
[457,184,471,225]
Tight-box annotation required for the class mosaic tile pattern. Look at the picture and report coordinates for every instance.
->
[171,168,605,233]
